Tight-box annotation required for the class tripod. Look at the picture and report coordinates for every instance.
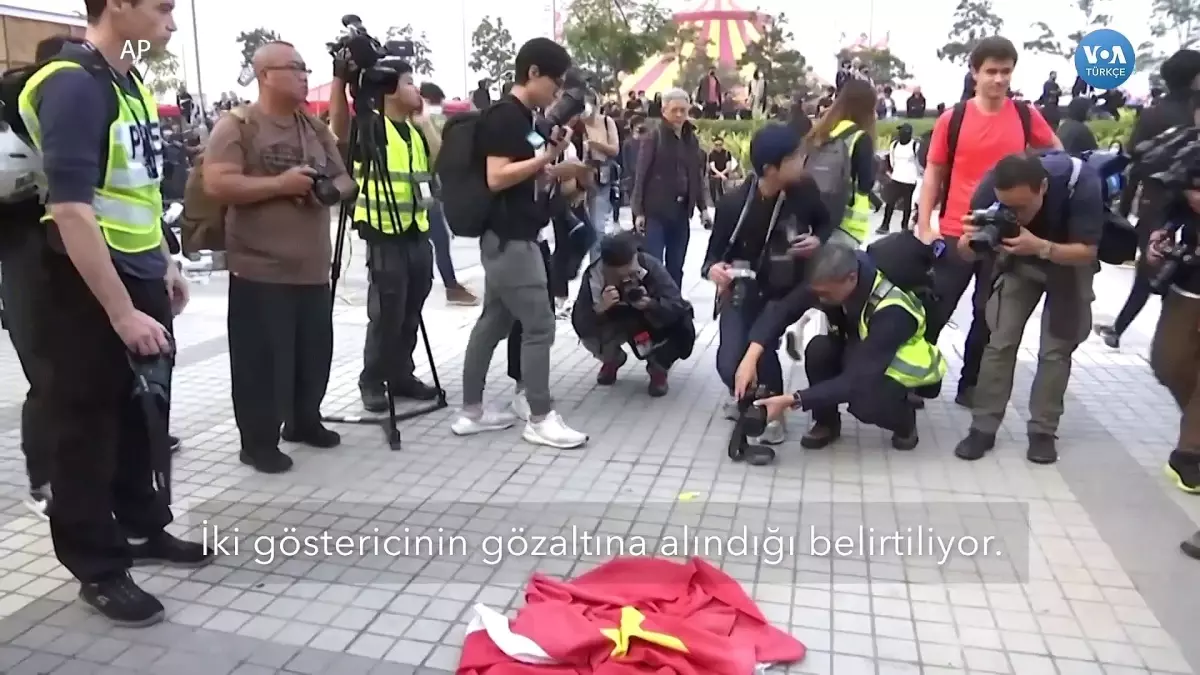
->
[323,87,447,450]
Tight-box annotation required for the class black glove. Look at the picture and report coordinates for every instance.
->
[333,57,355,82]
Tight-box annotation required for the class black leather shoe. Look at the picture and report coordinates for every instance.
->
[392,379,440,401]
[891,428,919,451]
[801,423,841,449]
[360,386,388,412]
[954,429,996,460]
[1026,433,1058,464]
[954,387,974,408]
[169,435,182,454]
[130,532,214,568]
[240,447,294,473]
[282,424,341,448]
[80,574,164,627]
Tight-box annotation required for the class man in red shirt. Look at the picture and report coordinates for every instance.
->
[916,36,1060,406]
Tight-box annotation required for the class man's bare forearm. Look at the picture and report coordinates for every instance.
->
[328,77,351,142]
[487,155,550,192]
[205,172,281,205]
[416,117,441,161]
[916,164,944,237]
[51,203,135,321]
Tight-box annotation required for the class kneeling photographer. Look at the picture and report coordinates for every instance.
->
[1142,153,1200,495]
[703,124,831,445]
[327,48,444,412]
[572,233,695,396]
[755,241,947,451]
[953,151,1103,465]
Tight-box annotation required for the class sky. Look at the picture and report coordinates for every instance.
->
[24,0,1168,105]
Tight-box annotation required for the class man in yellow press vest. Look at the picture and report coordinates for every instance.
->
[329,57,442,412]
[755,243,945,451]
[16,0,211,628]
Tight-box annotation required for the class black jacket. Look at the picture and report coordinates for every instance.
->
[1122,93,1197,227]
[572,252,692,339]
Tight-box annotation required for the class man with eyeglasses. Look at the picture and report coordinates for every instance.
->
[204,42,357,474]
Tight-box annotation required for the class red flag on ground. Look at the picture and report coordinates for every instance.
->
[457,557,805,675]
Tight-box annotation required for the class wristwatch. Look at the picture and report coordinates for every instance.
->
[790,391,804,410]
[1038,241,1054,260]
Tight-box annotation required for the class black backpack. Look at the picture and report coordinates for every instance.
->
[0,48,121,146]
[435,109,493,237]
[865,230,939,323]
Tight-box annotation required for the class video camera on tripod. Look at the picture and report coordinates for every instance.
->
[322,14,447,450]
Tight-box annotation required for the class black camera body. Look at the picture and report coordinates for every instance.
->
[1149,223,1199,292]
[728,386,776,466]
[617,279,647,304]
[965,204,1021,254]
[327,15,415,102]
[1137,126,1200,189]
[310,173,342,207]
[532,70,592,141]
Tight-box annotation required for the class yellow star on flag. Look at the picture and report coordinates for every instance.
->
[600,606,689,658]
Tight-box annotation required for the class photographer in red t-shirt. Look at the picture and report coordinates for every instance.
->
[915,37,1060,407]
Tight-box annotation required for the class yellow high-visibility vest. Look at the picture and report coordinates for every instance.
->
[830,119,870,244]
[858,270,947,387]
[353,117,431,234]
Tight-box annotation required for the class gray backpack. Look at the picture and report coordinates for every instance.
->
[803,125,863,229]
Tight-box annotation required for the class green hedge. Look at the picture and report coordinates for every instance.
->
[689,114,1137,168]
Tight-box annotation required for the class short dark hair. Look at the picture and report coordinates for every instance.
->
[993,152,1048,191]
[969,36,1019,71]
[85,0,138,22]
[419,82,445,103]
[599,233,638,267]
[1161,49,1200,93]
[36,35,84,61]
[514,38,570,85]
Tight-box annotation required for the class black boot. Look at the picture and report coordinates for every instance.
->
[79,573,165,627]
[240,446,294,473]
[1165,450,1200,494]
[954,429,996,460]
[801,422,841,449]
[1027,433,1058,464]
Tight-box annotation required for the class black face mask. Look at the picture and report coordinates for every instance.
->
[897,128,913,143]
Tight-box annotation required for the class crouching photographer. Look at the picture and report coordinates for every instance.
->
[572,234,695,397]
[705,124,832,445]
[1143,165,1200,495]
[755,240,947,451]
[953,151,1103,465]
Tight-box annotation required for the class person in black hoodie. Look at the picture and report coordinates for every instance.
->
[905,86,926,118]
[1096,49,1200,348]
[1056,97,1098,155]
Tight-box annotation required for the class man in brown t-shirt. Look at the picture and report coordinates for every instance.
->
[203,42,356,474]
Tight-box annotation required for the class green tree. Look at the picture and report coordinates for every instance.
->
[936,0,1005,65]
[838,46,911,89]
[1136,0,1200,77]
[386,24,434,75]
[562,0,693,92]
[1022,0,1112,60]
[235,27,281,68]
[469,16,516,84]
[737,12,808,99]
[140,48,183,97]
[674,40,743,92]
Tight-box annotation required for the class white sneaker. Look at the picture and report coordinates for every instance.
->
[723,398,740,420]
[523,411,588,449]
[450,409,517,436]
[755,420,786,445]
[510,392,532,421]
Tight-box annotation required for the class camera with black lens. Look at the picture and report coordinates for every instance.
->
[327,15,415,102]
[1149,222,1199,292]
[965,204,1020,254]
[1136,126,1200,188]
[727,386,775,466]
[310,172,342,207]
[617,279,647,304]
[532,69,591,141]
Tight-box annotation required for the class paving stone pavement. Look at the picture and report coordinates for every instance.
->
[0,212,1198,674]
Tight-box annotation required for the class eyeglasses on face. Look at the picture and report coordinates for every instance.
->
[265,63,311,74]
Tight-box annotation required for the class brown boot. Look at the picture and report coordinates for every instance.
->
[446,285,480,306]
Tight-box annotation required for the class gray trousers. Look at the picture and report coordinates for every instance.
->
[971,260,1093,436]
[462,231,555,416]
[360,236,434,389]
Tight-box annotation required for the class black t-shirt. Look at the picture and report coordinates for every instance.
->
[969,155,1104,247]
[476,95,544,241]
[708,149,731,173]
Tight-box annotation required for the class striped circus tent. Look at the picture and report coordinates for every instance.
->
[620,0,766,96]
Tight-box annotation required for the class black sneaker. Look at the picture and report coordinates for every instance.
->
[955,386,974,408]
[1094,324,1120,349]
[24,485,51,520]
[1165,450,1200,494]
[360,386,388,413]
[801,423,841,449]
[954,429,996,460]
[130,532,214,568]
[281,424,341,448]
[891,428,919,451]
[169,435,182,454]
[1027,433,1058,464]
[240,447,294,473]
[79,573,165,627]
[1182,531,1200,560]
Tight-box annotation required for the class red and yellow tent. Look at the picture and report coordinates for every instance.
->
[620,0,766,96]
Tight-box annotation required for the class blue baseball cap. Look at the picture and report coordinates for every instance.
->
[750,123,802,176]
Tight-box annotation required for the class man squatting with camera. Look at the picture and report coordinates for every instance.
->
[327,54,444,412]
[952,151,1103,464]
[450,38,590,448]
[703,124,831,445]
[571,232,696,396]
[205,42,358,474]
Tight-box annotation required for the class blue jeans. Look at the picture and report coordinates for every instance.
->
[427,202,457,287]
[587,188,613,263]
[643,214,690,288]
[716,296,783,396]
